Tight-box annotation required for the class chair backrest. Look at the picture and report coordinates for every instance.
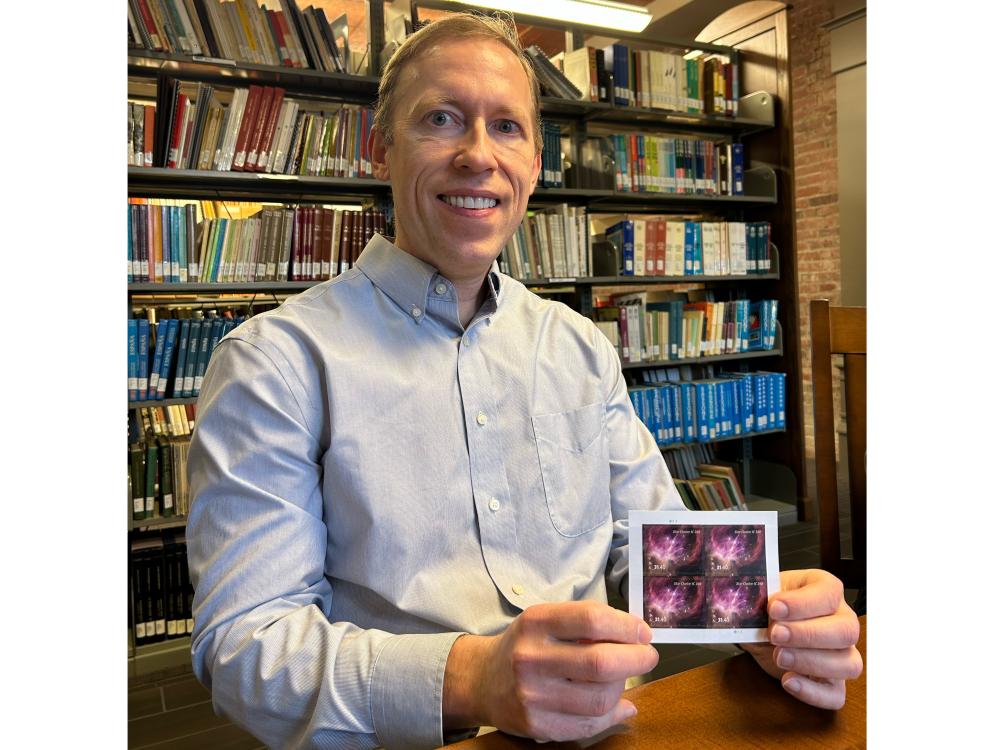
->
[809,299,865,590]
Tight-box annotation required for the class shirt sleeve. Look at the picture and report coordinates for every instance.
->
[187,333,464,750]
[597,334,685,598]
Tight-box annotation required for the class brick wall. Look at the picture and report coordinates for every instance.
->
[788,0,841,458]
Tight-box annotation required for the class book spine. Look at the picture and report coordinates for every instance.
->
[128,319,139,401]
[156,318,180,399]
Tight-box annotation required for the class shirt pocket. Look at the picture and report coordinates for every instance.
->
[531,401,612,537]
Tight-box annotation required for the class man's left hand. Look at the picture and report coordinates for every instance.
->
[740,569,863,710]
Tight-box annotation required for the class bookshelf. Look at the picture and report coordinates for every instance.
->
[126,0,804,674]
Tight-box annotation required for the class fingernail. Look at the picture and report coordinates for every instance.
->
[784,678,802,694]
[627,705,638,719]
[770,601,789,619]
[771,625,791,644]
[638,622,653,643]
[776,649,794,669]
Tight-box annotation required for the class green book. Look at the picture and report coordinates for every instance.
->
[157,436,175,518]
[143,441,158,519]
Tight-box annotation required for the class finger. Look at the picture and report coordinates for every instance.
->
[539,640,659,682]
[523,601,652,644]
[528,698,637,743]
[773,646,864,681]
[781,673,847,710]
[526,678,627,717]
[769,569,844,621]
[769,607,860,650]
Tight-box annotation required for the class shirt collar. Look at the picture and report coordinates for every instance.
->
[355,233,504,325]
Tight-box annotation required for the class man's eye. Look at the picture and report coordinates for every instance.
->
[496,119,520,134]
[429,112,454,126]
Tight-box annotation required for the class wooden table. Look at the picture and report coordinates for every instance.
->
[452,617,866,749]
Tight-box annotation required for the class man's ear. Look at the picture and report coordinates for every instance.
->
[370,128,391,181]
[528,149,541,194]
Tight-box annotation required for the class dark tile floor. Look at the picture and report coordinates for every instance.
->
[128,469,856,749]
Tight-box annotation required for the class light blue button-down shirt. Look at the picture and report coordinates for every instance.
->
[187,234,683,749]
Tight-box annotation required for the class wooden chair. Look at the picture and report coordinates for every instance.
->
[809,300,865,592]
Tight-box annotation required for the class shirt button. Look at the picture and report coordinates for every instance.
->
[410,306,422,318]
[488,498,500,512]
[512,584,525,596]
[434,282,447,295]
[476,412,487,426]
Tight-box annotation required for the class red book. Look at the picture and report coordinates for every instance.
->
[166,94,189,169]
[266,9,292,67]
[245,87,275,172]
[135,0,164,50]
[723,63,734,116]
[338,210,353,274]
[254,87,285,171]
[232,85,264,171]
[275,10,301,68]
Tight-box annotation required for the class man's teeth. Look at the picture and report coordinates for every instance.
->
[443,195,498,209]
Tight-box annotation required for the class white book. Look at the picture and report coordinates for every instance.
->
[633,218,646,277]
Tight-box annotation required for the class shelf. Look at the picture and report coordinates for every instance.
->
[130,514,188,532]
[659,427,786,451]
[128,52,380,101]
[620,346,782,371]
[128,167,390,201]
[524,271,779,286]
[128,634,193,679]
[128,281,318,294]
[129,397,197,410]
[530,187,777,207]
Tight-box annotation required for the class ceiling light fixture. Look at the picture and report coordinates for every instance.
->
[442,0,653,33]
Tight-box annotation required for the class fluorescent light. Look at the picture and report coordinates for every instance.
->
[444,0,653,33]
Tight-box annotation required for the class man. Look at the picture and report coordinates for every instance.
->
[187,13,862,750]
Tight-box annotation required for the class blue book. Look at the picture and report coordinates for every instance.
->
[172,319,191,397]
[182,319,202,397]
[613,44,629,105]
[731,142,744,195]
[694,140,704,193]
[683,221,695,275]
[628,389,642,421]
[606,220,635,276]
[136,319,150,401]
[775,372,787,429]
[207,317,226,353]
[767,373,777,429]
[210,218,228,282]
[127,319,138,401]
[156,318,180,399]
[669,384,682,444]
[695,381,710,442]
[753,373,768,431]
[192,319,215,396]
[679,382,695,442]
[637,135,646,191]
[692,222,703,274]
[146,320,167,400]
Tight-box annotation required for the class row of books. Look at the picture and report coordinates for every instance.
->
[597,295,779,364]
[135,403,198,438]
[500,205,592,281]
[606,219,772,277]
[628,370,787,445]
[128,312,244,401]
[610,135,743,196]
[674,463,749,512]
[130,534,193,645]
[557,44,739,117]
[128,199,386,283]
[538,121,565,188]
[129,434,192,522]
[135,78,375,177]
[128,0,356,74]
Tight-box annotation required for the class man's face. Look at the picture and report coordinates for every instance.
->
[370,38,542,280]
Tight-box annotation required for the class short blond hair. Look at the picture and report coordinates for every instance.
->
[373,12,543,153]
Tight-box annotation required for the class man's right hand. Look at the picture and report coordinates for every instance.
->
[443,601,659,742]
